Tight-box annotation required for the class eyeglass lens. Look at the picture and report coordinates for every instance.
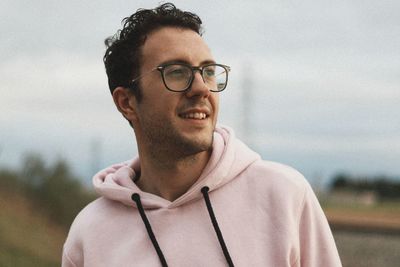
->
[162,64,228,92]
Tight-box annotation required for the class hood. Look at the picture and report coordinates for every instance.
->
[93,125,260,209]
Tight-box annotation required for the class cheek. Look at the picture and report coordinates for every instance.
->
[139,93,180,120]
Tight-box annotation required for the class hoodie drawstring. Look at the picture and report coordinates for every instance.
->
[131,187,235,267]
[131,193,168,267]
[201,186,235,267]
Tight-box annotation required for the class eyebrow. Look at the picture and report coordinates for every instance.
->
[159,59,216,66]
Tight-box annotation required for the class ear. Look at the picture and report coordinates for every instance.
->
[112,87,139,123]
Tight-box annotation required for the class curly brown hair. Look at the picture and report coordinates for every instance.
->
[103,3,203,101]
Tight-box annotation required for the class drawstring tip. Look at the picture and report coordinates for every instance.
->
[201,186,210,194]
[131,193,140,202]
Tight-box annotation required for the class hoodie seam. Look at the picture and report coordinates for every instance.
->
[291,182,308,267]
[291,256,300,267]
[63,249,78,267]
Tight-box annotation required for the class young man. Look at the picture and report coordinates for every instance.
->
[62,3,341,267]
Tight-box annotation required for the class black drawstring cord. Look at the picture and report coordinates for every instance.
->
[131,193,168,267]
[132,189,234,267]
[201,186,235,267]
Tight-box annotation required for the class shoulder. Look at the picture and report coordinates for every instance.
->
[245,159,310,192]
[65,197,130,246]
[239,159,324,225]
[70,197,129,231]
[236,159,314,215]
[63,197,131,264]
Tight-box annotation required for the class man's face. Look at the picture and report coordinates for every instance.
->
[132,27,219,157]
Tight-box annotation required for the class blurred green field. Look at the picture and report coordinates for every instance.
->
[0,190,65,267]
[324,196,400,267]
[322,195,400,233]
[334,230,400,267]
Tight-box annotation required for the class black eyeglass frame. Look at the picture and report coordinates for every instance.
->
[131,63,231,92]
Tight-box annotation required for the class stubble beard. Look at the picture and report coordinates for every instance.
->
[142,117,214,161]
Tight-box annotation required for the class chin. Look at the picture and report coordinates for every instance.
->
[179,134,213,157]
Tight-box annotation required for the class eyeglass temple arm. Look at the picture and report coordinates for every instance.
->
[131,67,159,83]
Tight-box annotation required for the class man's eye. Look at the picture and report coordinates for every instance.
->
[166,67,188,78]
[204,69,215,77]
[170,69,184,75]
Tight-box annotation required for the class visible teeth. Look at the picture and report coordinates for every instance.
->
[181,112,207,119]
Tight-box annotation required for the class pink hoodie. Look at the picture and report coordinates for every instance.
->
[62,126,341,267]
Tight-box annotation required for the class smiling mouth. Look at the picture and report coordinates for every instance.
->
[179,112,208,120]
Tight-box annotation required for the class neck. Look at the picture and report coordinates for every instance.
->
[136,149,212,201]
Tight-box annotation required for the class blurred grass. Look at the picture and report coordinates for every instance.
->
[0,155,96,266]
[0,189,65,267]
[323,199,400,213]
[333,231,400,267]
[322,196,400,232]
[323,196,400,267]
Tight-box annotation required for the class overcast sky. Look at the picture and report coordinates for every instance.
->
[1,0,399,187]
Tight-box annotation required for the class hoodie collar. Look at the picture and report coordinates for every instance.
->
[93,126,260,209]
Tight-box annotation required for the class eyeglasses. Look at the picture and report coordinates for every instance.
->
[131,63,231,92]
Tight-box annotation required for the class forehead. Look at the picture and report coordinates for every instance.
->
[141,27,214,68]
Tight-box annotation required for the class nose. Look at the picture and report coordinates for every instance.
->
[185,71,210,98]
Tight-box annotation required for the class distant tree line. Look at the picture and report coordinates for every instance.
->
[330,173,400,200]
[0,153,96,228]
